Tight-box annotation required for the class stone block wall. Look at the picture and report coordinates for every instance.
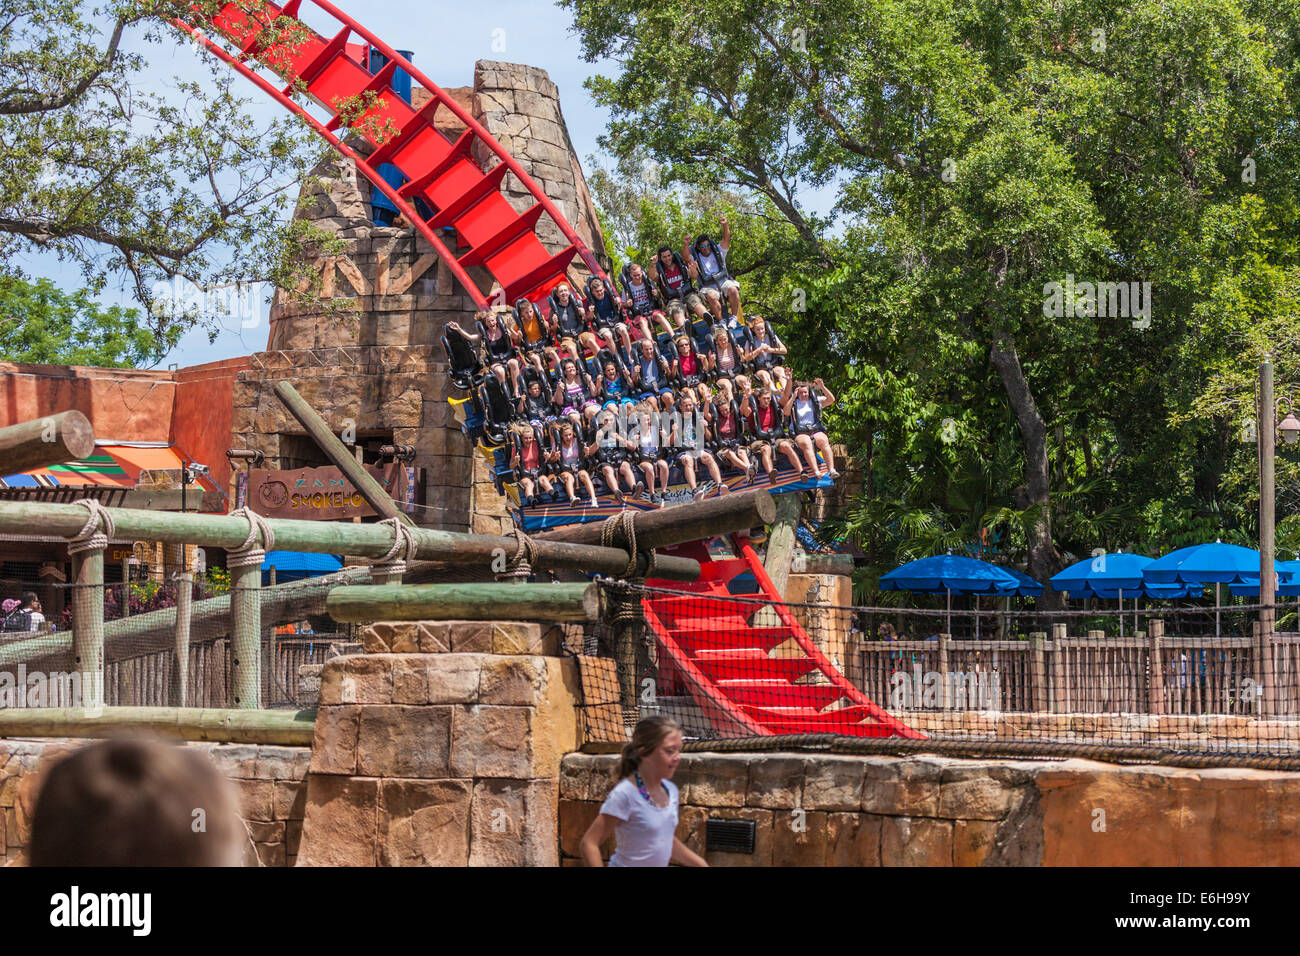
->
[560,751,1300,866]
[0,738,309,867]
[560,752,1040,866]
[294,620,581,866]
[785,572,853,671]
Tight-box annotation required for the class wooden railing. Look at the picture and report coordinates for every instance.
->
[0,632,350,710]
[853,621,1300,717]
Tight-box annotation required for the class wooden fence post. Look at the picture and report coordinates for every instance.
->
[171,571,192,708]
[1029,632,1047,712]
[229,560,262,709]
[1147,618,1164,715]
[1051,623,1067,714]
[70,542,105,712]
[1255,622,1276,719]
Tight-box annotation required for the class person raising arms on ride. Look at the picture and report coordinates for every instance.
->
[684,214,742,322]
[780,375,840,478]
[579,715,707,867]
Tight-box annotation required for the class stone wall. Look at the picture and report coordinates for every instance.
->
[786,571,853,672]
[0,738,309,867]
[234,59,607,537]
[560,751,1300,866]
[294,620,581,866]
[473,61,607,265]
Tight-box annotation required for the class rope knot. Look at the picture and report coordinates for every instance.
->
[496,527,537,581]
[600,510,659,581]
[68,499,116,555]
[377,516,418,576]
[228,507,274,569]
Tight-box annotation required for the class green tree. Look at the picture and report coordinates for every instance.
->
[0,276,177,366]
[566,0,1300,600]
[0,0,352,341]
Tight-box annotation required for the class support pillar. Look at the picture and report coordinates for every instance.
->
[70,547,105,712]
[172,570,193,707]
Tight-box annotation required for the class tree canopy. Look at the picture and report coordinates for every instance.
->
[564,0,1300,596]
[0,275,177,366]
[0,0,342,345]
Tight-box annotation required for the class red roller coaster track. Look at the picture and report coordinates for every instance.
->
[175,0,609,310]
[180,2,917,740]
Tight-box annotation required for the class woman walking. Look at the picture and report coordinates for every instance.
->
[579,716,708,867]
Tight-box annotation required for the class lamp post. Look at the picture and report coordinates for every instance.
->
[1260,357,1276,641]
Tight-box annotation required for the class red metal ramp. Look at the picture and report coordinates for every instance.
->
[176,1,606,308]
[643,537,923,739]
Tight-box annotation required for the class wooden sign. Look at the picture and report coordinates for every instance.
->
[247,463,418,520]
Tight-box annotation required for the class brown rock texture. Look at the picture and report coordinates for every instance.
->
[558,752,1300,866]
[295,645,580,866]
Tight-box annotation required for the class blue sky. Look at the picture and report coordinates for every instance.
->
[23,1,835,368]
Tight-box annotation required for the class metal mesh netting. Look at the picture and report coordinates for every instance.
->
[572,580,1300,758]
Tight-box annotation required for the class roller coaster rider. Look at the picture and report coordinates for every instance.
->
[588,404,641,503]
[654,244,707,320]
[686,213,742,321]
[616,261,662,343]
[509,421,554,506]
[781,376,840,479]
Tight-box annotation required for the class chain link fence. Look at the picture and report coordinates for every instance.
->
[568,580,1300,758]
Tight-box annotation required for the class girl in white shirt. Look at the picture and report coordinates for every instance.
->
[580,716,708,867]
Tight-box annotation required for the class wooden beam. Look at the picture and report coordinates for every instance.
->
[0,566,374,671]
[533,489,777,550]
[0,500,699,582]
[0,410,94,474]
[273,380,414,527]
[764,492,804,600]
[0,707,316,745]
[326,582,601,623]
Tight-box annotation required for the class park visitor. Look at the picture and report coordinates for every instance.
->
[579,715,707,867]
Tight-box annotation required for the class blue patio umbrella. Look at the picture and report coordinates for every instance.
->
[261,550,343,585]
[1227,559,1300,597]
[1051,551,1195,637]
[999,567,1045,598]
[1143,541,1266,636]
[880,554,1023,636]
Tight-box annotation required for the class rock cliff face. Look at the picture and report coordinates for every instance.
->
[232,61,606,535]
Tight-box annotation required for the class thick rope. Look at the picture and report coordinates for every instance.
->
[496,527,537,581]
[376,516,419,577]
[68,499,116,555]
[227,507,275,569]
[600,510,641,580]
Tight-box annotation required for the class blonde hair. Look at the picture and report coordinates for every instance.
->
[616,715,681,779]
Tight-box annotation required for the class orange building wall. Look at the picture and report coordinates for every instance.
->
[170,357,251,495]
[0,357,249,504]
[0,363,176,441]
